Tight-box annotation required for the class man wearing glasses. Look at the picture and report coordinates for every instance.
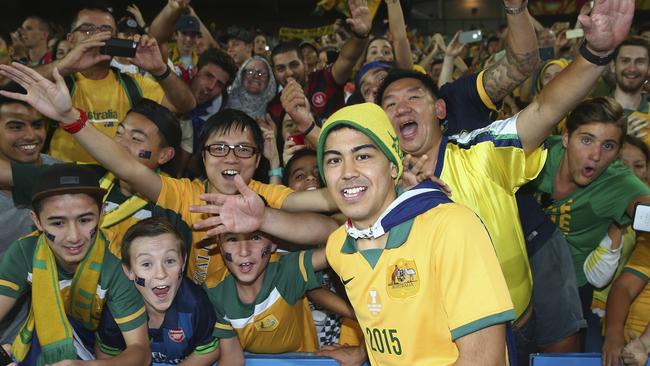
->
[29,5,196,163]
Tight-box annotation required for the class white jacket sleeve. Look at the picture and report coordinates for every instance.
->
[584,233,622,288]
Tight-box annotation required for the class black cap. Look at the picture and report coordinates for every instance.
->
[31,164,106,204]
[176,15,200,34]
[117,17,144,35]
[220,26,253,44]
[128,98,181,149]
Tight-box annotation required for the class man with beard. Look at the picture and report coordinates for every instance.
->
[610,37,650,149]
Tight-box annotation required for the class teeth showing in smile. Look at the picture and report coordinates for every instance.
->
[19,144,37,151]
[343,186,367,198]
[222,169,239,176]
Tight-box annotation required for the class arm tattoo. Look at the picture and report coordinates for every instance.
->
[482,42,539,103]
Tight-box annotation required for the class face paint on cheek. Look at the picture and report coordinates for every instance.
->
[44,231,56,242]
[89,227,97,239]
[134,277,145,287]
[224,252,233,262]
[138,150,152,160]
[261,244,272,258]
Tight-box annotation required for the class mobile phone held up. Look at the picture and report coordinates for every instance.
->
[288,133,305,146]
[633,203,650,232]
[459,30,482,44]
[100,38,137,58]
[0,346,13,366]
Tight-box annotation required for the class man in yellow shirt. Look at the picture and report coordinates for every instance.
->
[318,103,514,365]
[33,4,196,162]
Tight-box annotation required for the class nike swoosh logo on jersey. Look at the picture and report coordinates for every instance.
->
[342,277,354,286]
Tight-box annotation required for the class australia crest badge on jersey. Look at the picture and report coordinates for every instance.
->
[386,259,419,299]
[254,314,279,332]
[168,328,186,343]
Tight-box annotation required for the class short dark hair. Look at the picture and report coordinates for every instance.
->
[70,3,113,32]
[271,41,303,66]
[0,83,31,110]
[120,217,185,267]
[614,36,650,59]
[376,68,440,105]
[282,148,317,186]
[198,108,264,153]
[624,135,650,163]
[566,97,627,144]
[198,48,238,86]
[25,16,51,34]
[127,98,180,149]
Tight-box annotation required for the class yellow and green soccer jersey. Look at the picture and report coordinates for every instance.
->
[622,233,650,336]
[326,205,515,366]
[437,114,547,319]
[207,251,320,353]
[49,71,164,163]
[156,176,293,285]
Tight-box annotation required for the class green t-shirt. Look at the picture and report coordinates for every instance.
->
[531,136,650,286]
[205,250,321,353]
[0,234,146,332]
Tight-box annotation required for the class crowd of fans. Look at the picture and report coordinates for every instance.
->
[0,0,649,365]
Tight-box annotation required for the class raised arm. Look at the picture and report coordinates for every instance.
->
[481,0,540,104]
[130,34,196,113]
[385,0,414,70]
[516,0,634,155]
[189,175,339,246]
[331,0,372,85]
[0,63,164,202]
[148,0,189,45]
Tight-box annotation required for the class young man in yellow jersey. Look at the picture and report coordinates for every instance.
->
[317,103,514,365]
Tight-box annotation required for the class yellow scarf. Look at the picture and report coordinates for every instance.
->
[99,172,149,228]
[13,231,107,365]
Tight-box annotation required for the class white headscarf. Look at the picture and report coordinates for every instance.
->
[226,56,277,120]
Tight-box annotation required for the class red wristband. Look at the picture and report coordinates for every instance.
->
[59,108,88,134]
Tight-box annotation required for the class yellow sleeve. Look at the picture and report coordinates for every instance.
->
[156,176,201,223]
[452,114,547,192]
[248,180,294,209]
[432,204,515,340]
[132,74,165,104]
[624,233,650,282]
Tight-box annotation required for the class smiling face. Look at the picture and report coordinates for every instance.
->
[381,78,446,157]
[191,62,231,105]
[202,127,260,194]
[31,193,100,273]
[0,102,46,163]
[287,154,321,191]
[620,142,648,180]
[365,38,393,63]
[123,232,184,315]
[613,45,649,93]
[176,31,200,55]
[219,231,275,289]
[242,59,270,95]
[272,50,306,87]
[561,122,623,187]
[323,127,397,228]
[114,112,174,171]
